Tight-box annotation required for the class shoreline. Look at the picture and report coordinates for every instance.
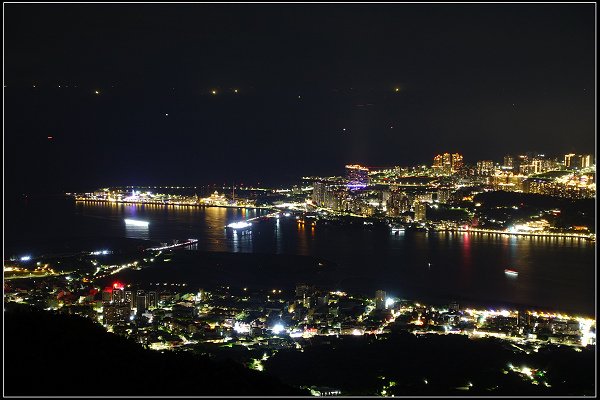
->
[101,249,595,319]
[74,198,274,211]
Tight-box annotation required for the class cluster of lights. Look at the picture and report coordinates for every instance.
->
[90,250,111,255]
[227,221,252,229]
[124,219,150,227]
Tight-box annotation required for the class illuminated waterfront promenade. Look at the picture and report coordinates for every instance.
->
[451,227,595,241]
[74,198,274,211]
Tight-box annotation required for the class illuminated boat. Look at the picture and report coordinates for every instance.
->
[504,269,518,276]
[225,221,252,235]
[124,219,149,227]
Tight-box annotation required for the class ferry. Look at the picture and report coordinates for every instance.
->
[504,269,519,277]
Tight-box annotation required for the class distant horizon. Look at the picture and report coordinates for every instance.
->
[5,4,594,195]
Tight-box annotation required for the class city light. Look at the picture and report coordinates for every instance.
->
[271,323,285,334]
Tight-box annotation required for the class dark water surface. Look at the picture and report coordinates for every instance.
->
[5,196,596,315]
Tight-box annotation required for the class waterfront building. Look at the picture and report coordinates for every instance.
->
[312,181,326,207]
[413,201,427,222]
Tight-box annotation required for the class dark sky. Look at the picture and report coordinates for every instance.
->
[5,4,596,193]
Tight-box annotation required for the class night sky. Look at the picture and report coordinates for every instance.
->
[5,4,595,193]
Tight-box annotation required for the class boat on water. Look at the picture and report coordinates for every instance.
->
[391,225,406,235]
[124,219,149,227]
[504,268,519,276]
[225,221,253,235]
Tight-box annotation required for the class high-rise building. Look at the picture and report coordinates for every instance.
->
[476,160,494,176]
[312,181,326,207]
[503,155,514,169]
[136,290,146,315]
[413,201,427,222]
[437,188,451,204]
[146,291,158,309]
[415,193,434,203]
[345,164,369,187]
[375,290,386,310]
[432,153,463,174]
[581,154,594,168]
[125,290,134,308]
[112,285,124,304]
[432,154,444,171]
[451,153,464,172]
[564,153,582,169]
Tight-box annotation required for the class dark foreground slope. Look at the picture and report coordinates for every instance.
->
[4,304,308,396]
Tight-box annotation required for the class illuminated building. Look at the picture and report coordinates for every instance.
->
[125,290,134,308]
[565,153,594,169]
[146,291,158,309]
[413,201,427,222]
[490,171,526,192]
[415,193,434,203]
[345,164,369,187]
[112,283,125,304]
[564,153,579,169]
[375,290,386,310]
[581,154,594,168]
[476,160,494,176]
[503,155,514,169]
[432,153,463,174]
[312,181,326,206]
[437,188,451,204]
[433,154,444,170]
[386,190,410,216]
[103,303,131,325]
[323,187,347,211]
[452,153,464,172]
[523,175,596,199]
[200,191,229,206]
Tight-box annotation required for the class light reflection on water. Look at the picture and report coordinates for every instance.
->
[6,199,595,315]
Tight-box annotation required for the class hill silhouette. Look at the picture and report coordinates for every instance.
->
[4,303,308,396]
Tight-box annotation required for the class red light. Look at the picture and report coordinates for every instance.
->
[112,282,124,290]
